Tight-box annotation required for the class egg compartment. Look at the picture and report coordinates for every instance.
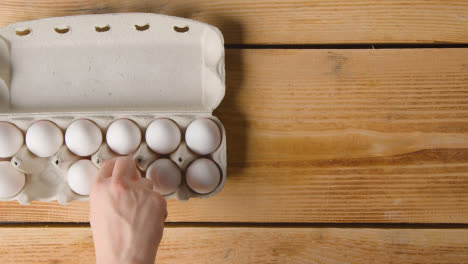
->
[0,113,227,204]
[0,13,226,204]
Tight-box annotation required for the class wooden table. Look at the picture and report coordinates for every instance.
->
[1,1,468,263]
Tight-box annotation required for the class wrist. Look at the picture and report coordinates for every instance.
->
[96,249,156,264]
[97,257,154,264]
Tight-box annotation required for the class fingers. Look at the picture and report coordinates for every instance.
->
[139,177,154,190]
[95,157,118,182]
[111,156,139,185]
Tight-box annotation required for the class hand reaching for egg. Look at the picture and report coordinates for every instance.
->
[90,156,167,264]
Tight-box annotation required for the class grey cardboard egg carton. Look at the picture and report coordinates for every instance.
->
[0,13,226,204]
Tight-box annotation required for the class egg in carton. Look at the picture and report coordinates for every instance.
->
[0,13,226,204]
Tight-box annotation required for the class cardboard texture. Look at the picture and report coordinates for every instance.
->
[0,13,226,204]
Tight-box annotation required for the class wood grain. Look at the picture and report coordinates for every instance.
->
[1,49,468,223]
[0,0,468,44]
[0,226,467,264]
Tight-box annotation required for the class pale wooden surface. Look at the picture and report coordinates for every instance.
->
[0,226,467,264]
[1,49,468,223]
[1,0,468,44]
[1,2,468,263]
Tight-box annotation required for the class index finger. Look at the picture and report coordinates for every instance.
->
[111,156,139,185]
[95,157,118,181]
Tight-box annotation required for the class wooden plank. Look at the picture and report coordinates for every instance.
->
[0,226,467,263]
[0,0,468,44]
[1,48,468,223]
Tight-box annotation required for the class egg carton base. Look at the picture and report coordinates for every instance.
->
[0,113,227,204]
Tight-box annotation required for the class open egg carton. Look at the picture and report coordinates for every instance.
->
[0,13,226,204]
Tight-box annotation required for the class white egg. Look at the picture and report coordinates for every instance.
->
[0,161,25,198]
[185,158,221,194]
[26,120,63,157]
[146,159,181,195]
[65,119,102,156]
[185,118,221,155]
[106,119,141,155]
[145,119,181,154]
[0,122,24,158]
[67,159,98,195]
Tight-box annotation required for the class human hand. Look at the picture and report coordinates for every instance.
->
[90,156,167,264]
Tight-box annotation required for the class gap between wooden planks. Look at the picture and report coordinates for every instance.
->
[0,226,467,264]
[1,48,468,223]
[0,0,468,44]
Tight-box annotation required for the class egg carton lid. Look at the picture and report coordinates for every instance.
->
[0,13,225,115]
